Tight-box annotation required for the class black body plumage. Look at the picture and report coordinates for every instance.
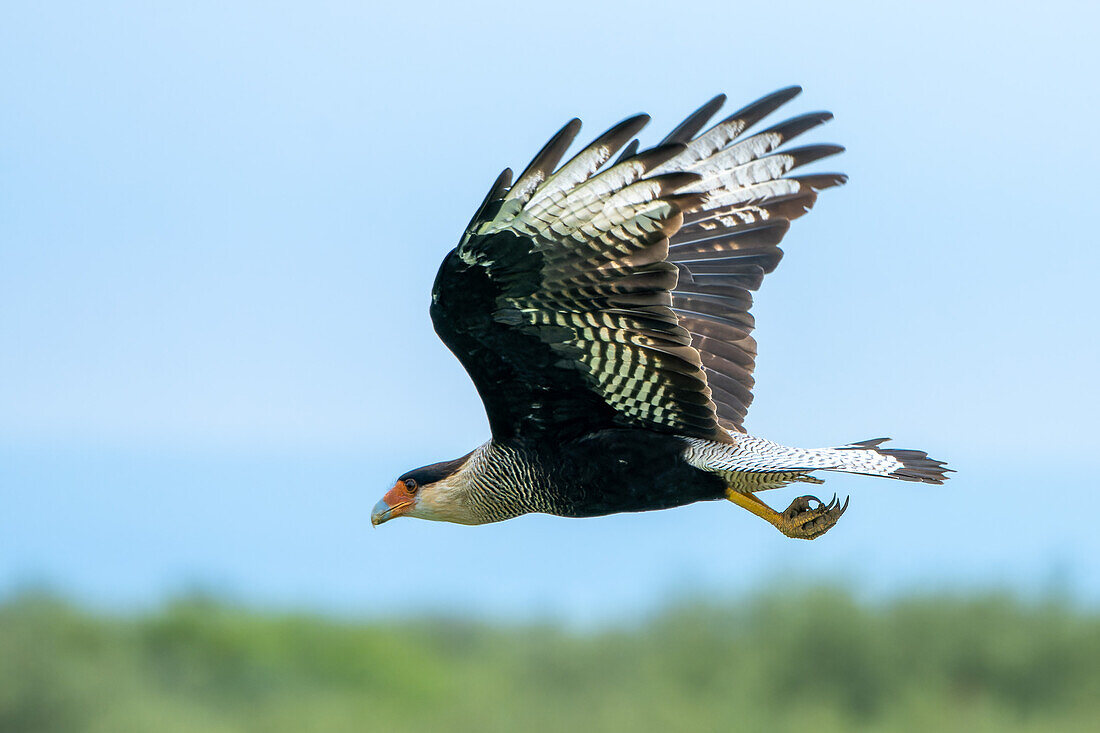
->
[538,430,728,517]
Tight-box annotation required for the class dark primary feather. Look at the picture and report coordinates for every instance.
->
[432,87,846,441]
[659,93,727,145]
[508,119,582,203]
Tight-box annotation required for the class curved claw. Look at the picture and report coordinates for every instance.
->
[778,493,850,540]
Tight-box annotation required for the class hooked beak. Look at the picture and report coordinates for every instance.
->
[371,482,415,526]
[371,498,410,526]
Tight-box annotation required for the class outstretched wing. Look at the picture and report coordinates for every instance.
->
[430,87,844,442]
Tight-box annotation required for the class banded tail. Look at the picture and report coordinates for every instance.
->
[684,434,951,486]
[833,438,951,483]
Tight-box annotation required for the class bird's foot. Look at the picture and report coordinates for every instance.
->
[775,494,849,540]
[724,489,849,541]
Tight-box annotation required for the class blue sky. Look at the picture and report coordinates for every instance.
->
[2,1,1099,622]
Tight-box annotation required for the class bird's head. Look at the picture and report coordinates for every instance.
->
[371,454,476,526]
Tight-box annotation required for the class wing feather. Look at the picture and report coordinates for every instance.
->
[432,87,845,440]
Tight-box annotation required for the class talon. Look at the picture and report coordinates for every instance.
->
[725,489,851,541]
[778,493,850,540]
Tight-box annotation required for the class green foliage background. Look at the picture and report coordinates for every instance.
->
[3,588,1098,733]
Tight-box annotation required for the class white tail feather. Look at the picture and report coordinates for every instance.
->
[683,434,950,485]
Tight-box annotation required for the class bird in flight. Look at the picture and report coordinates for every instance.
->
[373,87,949,539]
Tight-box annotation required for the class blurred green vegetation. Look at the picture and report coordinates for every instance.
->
[2,587,1099,733]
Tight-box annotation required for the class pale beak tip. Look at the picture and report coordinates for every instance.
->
[371,497,393,527]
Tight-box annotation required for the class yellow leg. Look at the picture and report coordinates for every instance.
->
[725,488,849,540]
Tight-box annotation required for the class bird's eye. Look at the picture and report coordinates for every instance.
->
[404,478,418,494]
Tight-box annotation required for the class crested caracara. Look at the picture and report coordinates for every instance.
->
[372,87,949,539]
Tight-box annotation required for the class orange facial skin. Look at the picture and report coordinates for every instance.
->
[371,480,417,526]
